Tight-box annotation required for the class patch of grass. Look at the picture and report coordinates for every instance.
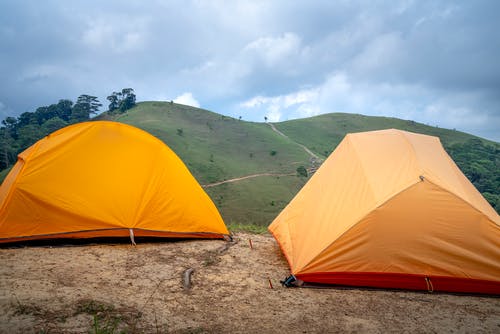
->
[13,301,43,317]
[12,298,68,324]
[11,298,144,333]
[202,250,221,267]
[75,299,115,315]
[176,327,207,334]
[274,113,496,157]
[75,299,140,334]
[227,222,269,234]
[207,175,306,226]
[91,314,121,334]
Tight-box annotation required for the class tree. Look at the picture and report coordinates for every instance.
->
[34,106,55,125]
[106,88,136,113]
[17,112,37,127]
[296,165,308,177]
[0,94,105,172]
[55,99,73,122]
[41,117,68,135]
[446,138,500,212]
[71,95,102,122]
[2,116,17,127]
[17,124,42,151]
[2,117,18,137]
[119,88,136,112]
[107,92,119,112]
[0,127,16,169]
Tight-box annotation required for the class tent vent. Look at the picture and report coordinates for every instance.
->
[419,175,425,181]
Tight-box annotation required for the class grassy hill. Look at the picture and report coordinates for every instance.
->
[96,102,498,225]
[1,101,498,226]
[273,113,491,158]
[98,102,311,227]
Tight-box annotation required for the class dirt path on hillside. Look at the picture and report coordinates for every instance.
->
[0,233,498,333]
[202,123,323,188]
[202,172,295,188]
[268,123,321,160]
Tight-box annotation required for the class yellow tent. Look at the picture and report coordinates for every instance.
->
[0,121,229,243]
[269,129,500,294]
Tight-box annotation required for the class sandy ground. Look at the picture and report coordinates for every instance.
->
[0,232,498,333]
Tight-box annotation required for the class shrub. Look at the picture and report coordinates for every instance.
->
[296,166,308,177]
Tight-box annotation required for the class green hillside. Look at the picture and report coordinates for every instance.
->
[100,102,498,225]
[102,102,312,226]
[2,101,499,226]
[108,102,310,183]
[274,113,492,158]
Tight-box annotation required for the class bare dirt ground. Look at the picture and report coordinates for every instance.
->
[0,232,498,333]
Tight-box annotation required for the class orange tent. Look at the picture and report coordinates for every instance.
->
[269,129,500,294]
[0,121,228,243]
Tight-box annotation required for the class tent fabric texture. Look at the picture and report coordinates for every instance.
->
[269,129,500,294]
[0,121,229,243]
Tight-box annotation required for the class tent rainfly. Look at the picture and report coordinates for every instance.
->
[269,129,500,294]
[0,121,229,243]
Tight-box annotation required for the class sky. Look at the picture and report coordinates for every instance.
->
[0,0,499,141]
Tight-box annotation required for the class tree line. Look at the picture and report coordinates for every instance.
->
[445,139,500,212]
[0,88,136,170]
[0,89,498,213]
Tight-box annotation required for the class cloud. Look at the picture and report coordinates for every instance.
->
[240,71,500,140]
[240,88,318,122]
[81,17,147,53]
[174,92,200,108]
[0,1,499,141]
[0,101,12,119]
[349,32,404,76]
[243,33,302,67]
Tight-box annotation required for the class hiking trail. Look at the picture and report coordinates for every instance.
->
[267,122,320,160]
[202,123,322,188]
[202,172,295,188]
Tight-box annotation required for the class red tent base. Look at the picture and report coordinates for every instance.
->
[297,272,500,295]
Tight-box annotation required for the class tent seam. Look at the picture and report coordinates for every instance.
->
[437,145,499,224]
[25,124,95,165]
[269,226,295,274]
[345,135,377,204]
[423,178,500,227]
[299,178,499,274]
[298,179,421,274]
[0,140,42,214]
[398,129,423,174]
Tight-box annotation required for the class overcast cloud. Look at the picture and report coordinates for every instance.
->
[0,0,499,141]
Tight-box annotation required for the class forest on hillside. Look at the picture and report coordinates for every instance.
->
[0,89,136,170]
[0,95,498,213]
[445,139,499,211]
